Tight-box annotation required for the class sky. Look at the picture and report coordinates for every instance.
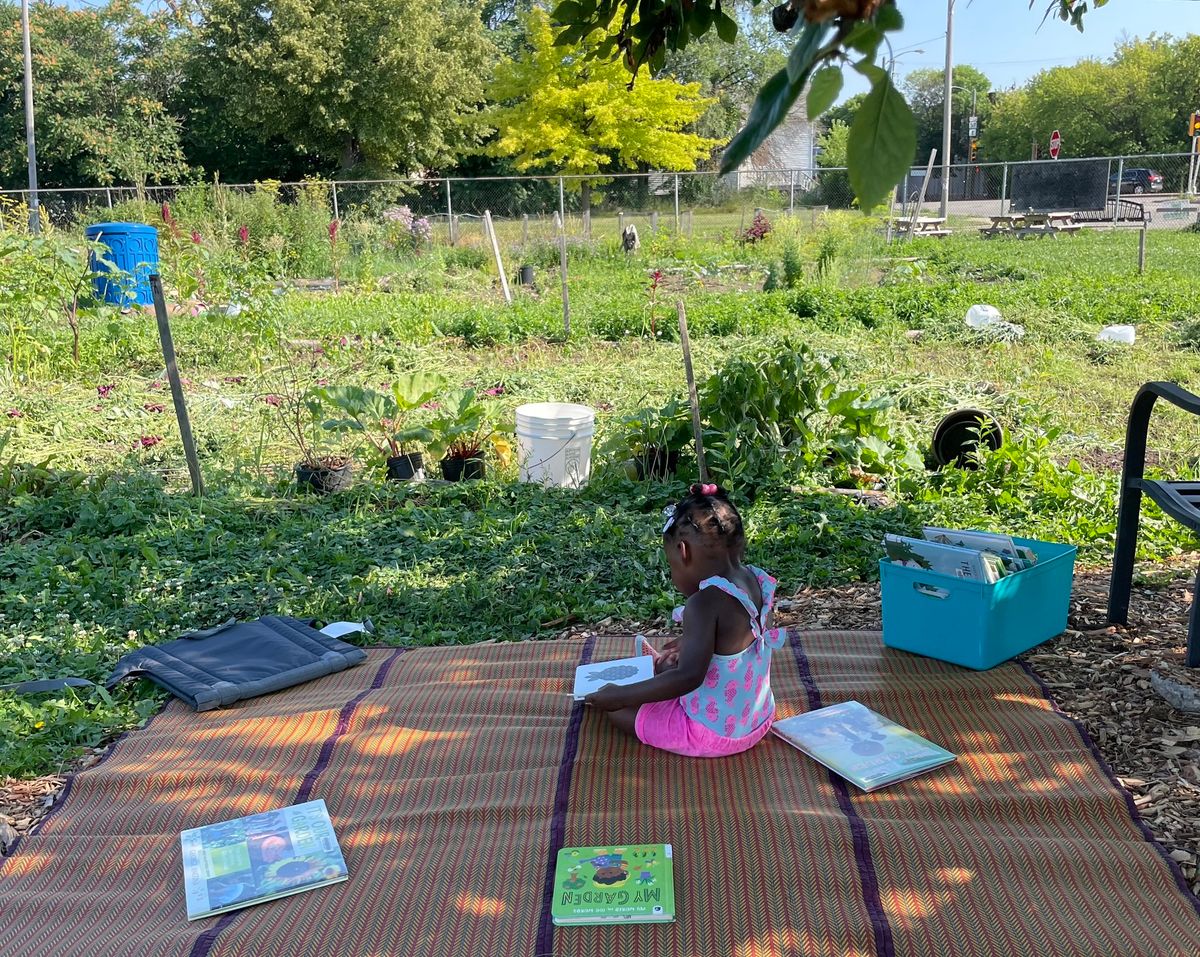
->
[839,0,1200,101]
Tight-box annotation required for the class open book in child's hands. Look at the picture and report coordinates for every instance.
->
[573,654,655,701]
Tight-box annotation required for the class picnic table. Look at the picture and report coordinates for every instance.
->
[892,216,953,238]
[980,210,1081,239]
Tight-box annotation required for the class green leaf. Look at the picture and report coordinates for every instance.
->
[847,69,916,211]
[844,21,883,59]
[720,21,832,174]
[715,10,737,43]
[806,66,843,121]
[786,19,831,85]
[875,4,903,32]
[551,0,585,23]
[720,68,799,174]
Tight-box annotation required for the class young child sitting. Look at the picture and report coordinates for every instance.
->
[584,483,786,757]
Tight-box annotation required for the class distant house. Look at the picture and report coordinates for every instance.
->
[722,106,818,190]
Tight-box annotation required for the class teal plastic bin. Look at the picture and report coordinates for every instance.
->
[84,222,159,307]
[880,536,1076,670]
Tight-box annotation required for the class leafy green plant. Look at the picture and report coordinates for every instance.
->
[699,339,841,487]
[603,397,693,479]
[825,387,923,475]
[318,373,446,464]
[426,389,497,462]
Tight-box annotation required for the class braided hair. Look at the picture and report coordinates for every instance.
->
[662,483,745,553]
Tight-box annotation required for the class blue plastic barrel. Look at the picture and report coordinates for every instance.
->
[84,222,160,307]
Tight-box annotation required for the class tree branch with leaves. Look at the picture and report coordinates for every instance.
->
[551,0,1108,209]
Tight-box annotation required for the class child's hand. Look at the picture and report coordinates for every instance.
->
[655,637,681,673]
[584,683,626,712]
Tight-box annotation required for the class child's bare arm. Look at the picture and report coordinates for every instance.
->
[586,592,717,710]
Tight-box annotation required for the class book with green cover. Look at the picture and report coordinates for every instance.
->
[551,844,675,925]
[772,701,956,792]
[180,799,348,920]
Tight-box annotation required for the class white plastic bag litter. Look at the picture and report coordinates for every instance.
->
[964,304,1024,340]
[965,304,1003,329]
[1097,324,1136,344]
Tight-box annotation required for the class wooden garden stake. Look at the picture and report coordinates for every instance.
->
[907,148,937,240]
[558,177,570,337]
[483,210,512,304]
[149,274,205,496]
[676,300,708,484]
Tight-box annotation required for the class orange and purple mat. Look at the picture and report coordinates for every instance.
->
[3,631,1200,956]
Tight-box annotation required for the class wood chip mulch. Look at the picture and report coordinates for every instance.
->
[3,559,1198,901]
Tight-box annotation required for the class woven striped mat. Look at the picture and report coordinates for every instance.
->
[3,631,1199,957]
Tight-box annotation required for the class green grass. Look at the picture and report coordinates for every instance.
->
[2,219,1199,777]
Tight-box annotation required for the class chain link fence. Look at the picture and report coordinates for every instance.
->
[896,151,1200,229]
[1,151,1196,252]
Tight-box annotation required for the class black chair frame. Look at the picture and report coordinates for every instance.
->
[1108,382,1200,665]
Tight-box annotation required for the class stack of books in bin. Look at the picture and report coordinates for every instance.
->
[879,527,1076,671]
[882,527,1038,582]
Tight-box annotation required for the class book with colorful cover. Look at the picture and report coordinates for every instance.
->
[883,533,1005,583]
[551,844,676,925]
[180,799,348,920]
[573,654,655,701]
[920,527,1037,573]
[771,701,956,792]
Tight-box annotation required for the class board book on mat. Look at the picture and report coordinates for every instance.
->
[551,844,676,925]
[573,654,655,701]
[180,799,348,920]
[772,701,956,792]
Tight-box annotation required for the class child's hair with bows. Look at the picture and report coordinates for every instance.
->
[662,483,745,553]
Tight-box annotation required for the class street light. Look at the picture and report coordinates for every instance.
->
[20,0,40,234]
[885,48,925,80]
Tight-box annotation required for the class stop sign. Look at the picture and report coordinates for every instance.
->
[1049,130,1062,159]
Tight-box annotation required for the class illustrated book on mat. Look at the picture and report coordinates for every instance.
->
[181,799,349,920]
[772,700,956,792]
[551,844,676,925]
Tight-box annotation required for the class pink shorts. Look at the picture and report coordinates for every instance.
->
[635,698,774,758]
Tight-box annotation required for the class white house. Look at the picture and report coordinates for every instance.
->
[722,105,819,190]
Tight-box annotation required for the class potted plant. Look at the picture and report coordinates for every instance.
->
[426,390,499,481]
[317,373,445,481]
[266,383,352,494]
[607,398,692,480]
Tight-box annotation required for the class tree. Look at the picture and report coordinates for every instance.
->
[549,0,1111,209]
[824,92,866,130]
[663,4,788,143]
[981,35,1200,161]
[815,119,852,207]
[0,1,185,189]
[903,65,991,163]
[486,8,722,214]
[183,0,494,178]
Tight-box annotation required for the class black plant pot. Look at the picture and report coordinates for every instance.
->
[440,455,486,481]
[295,459,352,494]
[386,452,424,481]
[635,447,680,480]
[930,409,1004,470]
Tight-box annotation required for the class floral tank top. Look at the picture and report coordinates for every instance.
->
[674,566,787,740]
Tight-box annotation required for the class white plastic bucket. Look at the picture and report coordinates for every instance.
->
[515,402,595,488]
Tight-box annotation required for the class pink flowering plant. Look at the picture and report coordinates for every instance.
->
[381,205,432,254]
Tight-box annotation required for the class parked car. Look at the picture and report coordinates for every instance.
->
[1109,168,1164,194]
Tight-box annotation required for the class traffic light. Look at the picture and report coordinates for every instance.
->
[1190,111,1200,138]
[969,139,979,162]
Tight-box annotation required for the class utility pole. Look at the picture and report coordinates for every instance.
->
[21,0,40,234]
[939,0,955,219]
